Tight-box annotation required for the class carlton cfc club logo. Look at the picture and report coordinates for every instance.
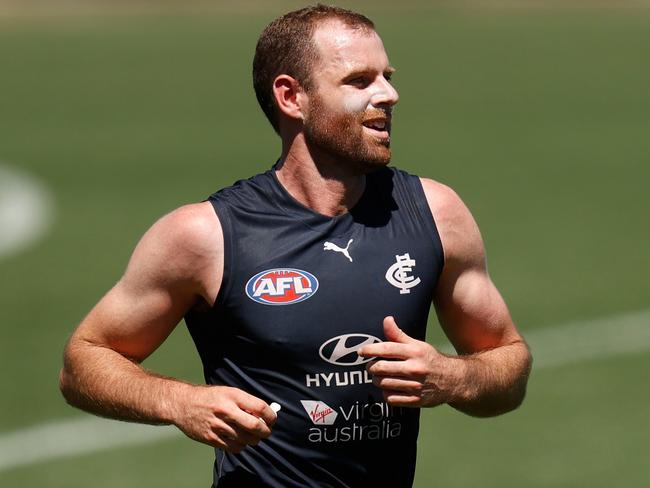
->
[245,268,319,305]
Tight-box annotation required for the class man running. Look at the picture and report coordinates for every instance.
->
[60,5,532,487]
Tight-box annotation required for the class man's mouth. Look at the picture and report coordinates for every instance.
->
[362,118,391,139]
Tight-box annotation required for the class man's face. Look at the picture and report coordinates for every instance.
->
[302,21,399,172]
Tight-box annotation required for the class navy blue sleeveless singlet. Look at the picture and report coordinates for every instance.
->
[185,165,444,488]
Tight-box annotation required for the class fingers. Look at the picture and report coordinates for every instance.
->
[221,426,265,449]
[211,399,282,454]
[359,320,449,409]
[209,434,248,454]
[218,392,277,442]
[235,391,278,428]
[206,420,254,453]
[177,386,280,454]
[222,406,271,440]
[358,316,418,358]
[382,316,414,344]
[359,341,413,359]
[381,391,423,407]
[372,375,423,394]
[366,357,427,378]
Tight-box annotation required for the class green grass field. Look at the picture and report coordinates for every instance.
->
[1,2,649,486]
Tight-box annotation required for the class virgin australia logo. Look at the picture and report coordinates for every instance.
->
[300,400,338,425]
[318,334,381,366]
[385,253,421,294]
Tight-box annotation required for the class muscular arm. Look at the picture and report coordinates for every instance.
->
[426,178,531,416]
[59,202,276,451]
[359,179,531,417]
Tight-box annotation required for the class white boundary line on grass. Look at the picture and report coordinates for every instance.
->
[0,162,54,260]
[1,308,649,473]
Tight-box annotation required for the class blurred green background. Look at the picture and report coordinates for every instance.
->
[1,1,649,486]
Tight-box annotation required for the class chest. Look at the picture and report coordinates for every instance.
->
[217,221,440,366]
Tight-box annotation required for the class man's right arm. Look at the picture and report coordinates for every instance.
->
[59,202,277,453]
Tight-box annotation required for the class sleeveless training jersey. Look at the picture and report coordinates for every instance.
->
[185,165,444,488]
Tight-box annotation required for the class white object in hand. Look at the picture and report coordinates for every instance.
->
[259,402,281,425]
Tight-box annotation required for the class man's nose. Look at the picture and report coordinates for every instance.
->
[370,77,399,108]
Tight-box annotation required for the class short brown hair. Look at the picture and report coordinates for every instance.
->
[252,4,375,133]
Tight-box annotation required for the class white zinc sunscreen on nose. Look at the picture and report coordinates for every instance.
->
[343,84,392,114]
[343,94,372,113]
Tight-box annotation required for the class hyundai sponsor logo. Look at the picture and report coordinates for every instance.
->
[318,334,381,366]
[245,268,318,305]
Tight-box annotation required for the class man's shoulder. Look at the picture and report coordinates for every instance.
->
[157,202,220,238]
[419,177,463,212]
[140,202,222,271]
[121,201,223,301]
[378,168,463,212]
[418,177,485,266]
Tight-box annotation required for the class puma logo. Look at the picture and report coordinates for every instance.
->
[323,239,354,263]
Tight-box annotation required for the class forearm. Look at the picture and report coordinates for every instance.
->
[59,339,192,425]
[447,340,532,417]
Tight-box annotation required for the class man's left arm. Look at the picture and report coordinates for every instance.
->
[359,178,532,417]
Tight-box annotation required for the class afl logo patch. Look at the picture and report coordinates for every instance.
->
[245,268,319,305]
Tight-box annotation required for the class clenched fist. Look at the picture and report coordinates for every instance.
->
[172,385,278,453]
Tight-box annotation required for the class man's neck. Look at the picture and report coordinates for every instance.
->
[276,139,366,218]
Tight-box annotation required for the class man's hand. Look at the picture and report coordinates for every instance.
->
[358,316,461,408]
[173,385,278,453]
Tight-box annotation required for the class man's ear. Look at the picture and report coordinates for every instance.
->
[272,74,307,122]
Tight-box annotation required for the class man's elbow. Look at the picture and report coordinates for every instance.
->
[58,367,72,403]
[460,389,527,418]
[59,361,80,407]
[455,347,532,418]
[59,340,84,408]
[495,340,533,413]
[492,344,533,416]
[498,378,529,415]
[456,383,528,418]
[512,342,533,411]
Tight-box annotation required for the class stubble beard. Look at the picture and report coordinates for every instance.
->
[303,94,392,175]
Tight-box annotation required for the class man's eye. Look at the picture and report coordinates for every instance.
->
[348,77,370,87]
